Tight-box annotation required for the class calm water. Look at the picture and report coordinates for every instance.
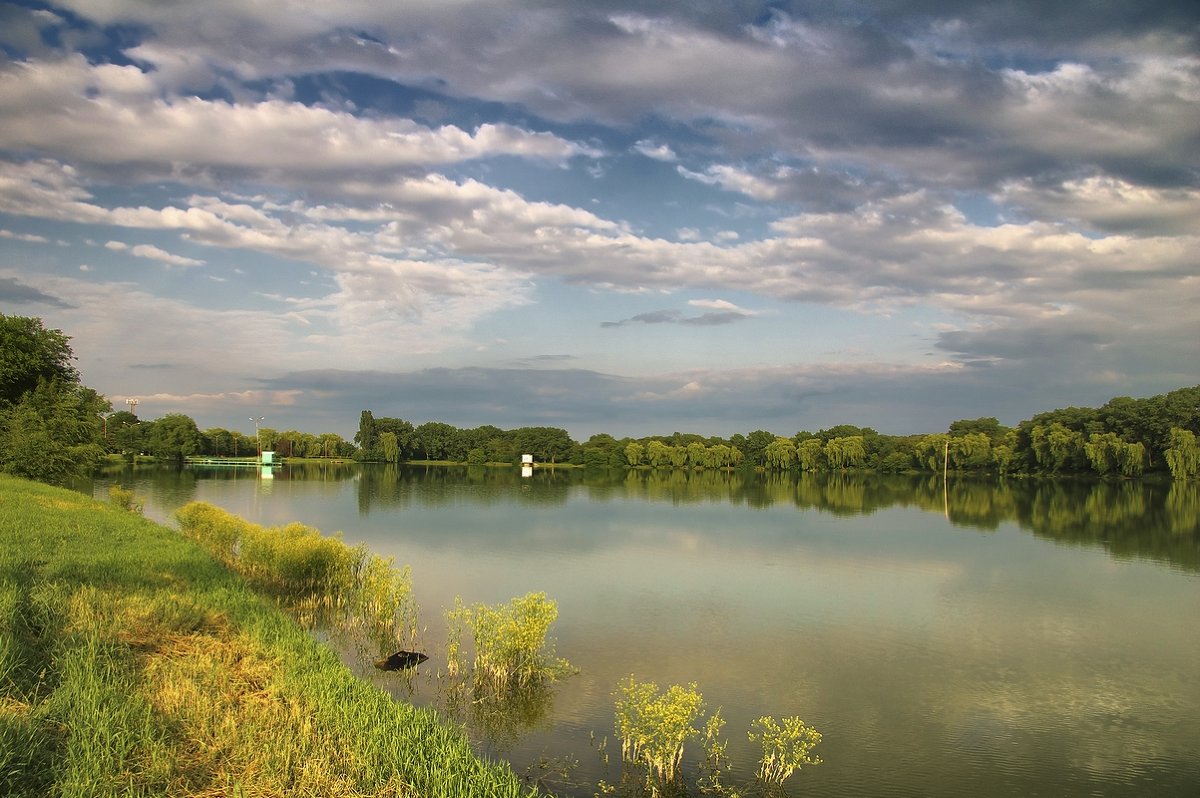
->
[91,464,1200,796]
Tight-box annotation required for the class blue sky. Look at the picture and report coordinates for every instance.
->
[1,1,1197,440]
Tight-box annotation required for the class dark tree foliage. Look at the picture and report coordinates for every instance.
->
[0,316,108,484]
[0,314,80,406]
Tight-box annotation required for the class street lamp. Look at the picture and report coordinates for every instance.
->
[249,416,265,457]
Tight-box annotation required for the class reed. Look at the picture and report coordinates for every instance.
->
[0,475,542,797]
[175,501,418,654]
[451,591,571,692]
[749,715,823,785]
[613,676,706,786]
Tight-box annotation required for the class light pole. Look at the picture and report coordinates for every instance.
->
[126,398,139,417]
[249,416,265,457]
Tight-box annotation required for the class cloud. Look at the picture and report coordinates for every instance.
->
[601,301,757,328]
[633,139,676,161]
[0,276,75,308]
[0,229,49,243]
[0,55,596,184]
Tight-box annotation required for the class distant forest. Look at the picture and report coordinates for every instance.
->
[347,386,1200,479]
[2,314,1198,483]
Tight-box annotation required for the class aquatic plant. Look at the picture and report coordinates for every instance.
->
[175,501,419,654]
[453,591,570,692]
[749,714,823,786]
[106,484,143,514]
[614,676,706,785]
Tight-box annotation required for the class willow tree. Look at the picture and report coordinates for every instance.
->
[1165,428,1199,479]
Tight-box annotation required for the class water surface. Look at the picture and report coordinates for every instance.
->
[92,465,1200,796]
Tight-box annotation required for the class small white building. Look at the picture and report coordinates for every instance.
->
[521,454,534,465]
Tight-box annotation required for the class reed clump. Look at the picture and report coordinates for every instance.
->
[447,591,572,693]
[107,483,143,514]
[749,714,823,785]
[175,501,417,653]
[610,676,823,796]
[614,676,705,786]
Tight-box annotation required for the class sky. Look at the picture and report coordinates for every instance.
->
[0,1,1197,442]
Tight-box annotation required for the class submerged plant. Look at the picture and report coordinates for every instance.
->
[749,714,822,786]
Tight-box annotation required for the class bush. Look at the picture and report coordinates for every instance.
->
[451,591,569,692]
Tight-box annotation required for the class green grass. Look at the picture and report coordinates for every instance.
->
[0,474,543,797]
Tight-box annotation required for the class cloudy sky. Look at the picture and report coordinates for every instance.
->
[1,1,1197,441]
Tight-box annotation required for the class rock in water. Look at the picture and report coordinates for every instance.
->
[374,650,429,671]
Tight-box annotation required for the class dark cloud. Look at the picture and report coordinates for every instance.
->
[0,277,74,308]
[602,309,752,327]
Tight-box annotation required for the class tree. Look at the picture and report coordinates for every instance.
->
[624,441,645,467]
[0,380,106,484]
[380,431,400,463]
[825,436,865,469]
[0,315,80,406]
[764,437,797,469]
[797,439,823,471]
[1165,428,1199,479]
[355,410,378,459]
[0,316,108,484]
[146,414,202,462]
[744,430,775,467]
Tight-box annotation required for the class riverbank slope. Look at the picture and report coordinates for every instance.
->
[0,474,540,798]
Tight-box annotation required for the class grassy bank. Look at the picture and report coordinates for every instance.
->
[0,475,542,798]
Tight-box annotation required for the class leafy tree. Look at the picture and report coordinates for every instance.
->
[949,432,991,469]
[948,417,1004,442]
[146,414,202,461]
[415,421,461,460]
[1030,422,1085,473]
[355,410,378,459]
[512,426,573,464]
[380,432,400,463]
[0,314,80,405]
[744,429,775,467]
[624,441,645,467]
[824,436,865,469]
[797,438,824,471]
[764,437,797,469]
[0,380,106,484]
[1165,428,1200,479]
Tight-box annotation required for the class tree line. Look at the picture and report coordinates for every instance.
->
[2,314,1198,485]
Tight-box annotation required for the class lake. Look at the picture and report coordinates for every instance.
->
[91,464,1200,796]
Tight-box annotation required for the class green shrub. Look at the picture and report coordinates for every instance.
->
[454,591,570,692]
[106,485,143,514]
[749,714,823,785]
[614,676,706,784]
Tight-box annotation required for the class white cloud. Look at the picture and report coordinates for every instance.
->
[0,56,595,181]
[0,228,49,243]
[633,139,676,161]
[129,244,206,267]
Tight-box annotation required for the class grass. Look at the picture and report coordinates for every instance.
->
[0,474,543,797]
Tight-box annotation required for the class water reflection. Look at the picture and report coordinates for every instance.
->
[91,464,1200,574]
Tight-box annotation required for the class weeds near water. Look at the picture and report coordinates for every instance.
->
[175,501,418,655]
[608,675,822,797]
[749,715,822,786]
[449,591,572,693]
[614,676,706,786]
[107,484,143,514]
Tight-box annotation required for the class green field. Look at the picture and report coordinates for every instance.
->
[0,474,541,797]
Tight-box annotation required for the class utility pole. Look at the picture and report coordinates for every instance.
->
[249,416,265,457]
